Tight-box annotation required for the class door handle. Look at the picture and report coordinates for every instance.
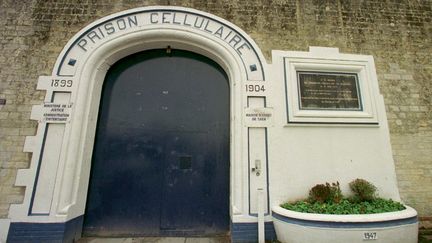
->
[251,159,261,176]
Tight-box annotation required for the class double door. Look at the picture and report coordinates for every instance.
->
[83,49,230,237]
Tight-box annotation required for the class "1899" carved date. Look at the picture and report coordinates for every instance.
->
[51,79,73,88]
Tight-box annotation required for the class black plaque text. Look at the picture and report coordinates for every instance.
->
[297,72,361,110]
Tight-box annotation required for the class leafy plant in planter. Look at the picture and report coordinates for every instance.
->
[308,181,342,204]
[281,179,405,214]
[349,178,377,202]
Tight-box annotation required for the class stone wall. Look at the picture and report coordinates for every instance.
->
[0,0,431,226]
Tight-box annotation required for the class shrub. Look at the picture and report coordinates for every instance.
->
[308,182,342,203]
[309,184,331,203]
[329,181,342,203]
[281,179,405,215]
[349,178,377,202]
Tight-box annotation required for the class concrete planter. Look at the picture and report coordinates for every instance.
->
[272,205,418,243]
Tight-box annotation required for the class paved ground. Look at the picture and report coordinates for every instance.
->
[419,229,432,243]
[77,237,231,243]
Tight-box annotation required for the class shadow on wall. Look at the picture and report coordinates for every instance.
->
[0,99,5,110]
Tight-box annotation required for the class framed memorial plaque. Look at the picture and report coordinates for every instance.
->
[297,72,362,111]
[278,47,379,124]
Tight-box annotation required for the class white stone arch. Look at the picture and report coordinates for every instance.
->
[9,6,269,228]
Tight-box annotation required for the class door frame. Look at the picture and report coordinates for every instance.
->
[73,25,250,222]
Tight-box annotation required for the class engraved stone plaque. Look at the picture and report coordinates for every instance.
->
[41,103,73,123]
[297,71,362,110]
[244,107,274,127]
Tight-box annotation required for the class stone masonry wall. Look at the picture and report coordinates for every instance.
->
[0,0,431,227]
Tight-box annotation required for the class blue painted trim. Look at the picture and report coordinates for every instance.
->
[247,127,251,215]
[283,57,290,124]
[231,222,277,243]
[272,211,418,229]
[57,9,265,81]
[288,121,380,125]
[7,215,84,243]
[28,124,49,216]
[264,127,270,214]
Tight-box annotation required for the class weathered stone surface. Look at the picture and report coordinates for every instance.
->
[0,0,431,226]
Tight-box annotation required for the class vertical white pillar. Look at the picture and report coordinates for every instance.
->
[31,92,70,215]
[257,188,265,243]
[248,97,269,214]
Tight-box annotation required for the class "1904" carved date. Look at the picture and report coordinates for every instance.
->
[245,84,265,92]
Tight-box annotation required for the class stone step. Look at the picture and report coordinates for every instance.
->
[77,237,231,243]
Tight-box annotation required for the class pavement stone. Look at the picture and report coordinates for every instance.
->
[77,237,230,243]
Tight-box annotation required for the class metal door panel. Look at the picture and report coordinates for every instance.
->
[84,133,164,236]
[83,49,229,237]
[160,133,208,231]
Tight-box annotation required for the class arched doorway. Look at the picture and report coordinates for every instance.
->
[83,49,230,237]
[6,6,271,242]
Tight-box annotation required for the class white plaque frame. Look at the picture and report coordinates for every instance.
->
[277,47,380,124]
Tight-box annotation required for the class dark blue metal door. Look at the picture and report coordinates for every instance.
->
[83,49,230,237]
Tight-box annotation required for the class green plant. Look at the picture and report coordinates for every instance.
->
[281,179,405,215]
[349,178,377,202]
[308,182,342,203]
[280,198,405,215]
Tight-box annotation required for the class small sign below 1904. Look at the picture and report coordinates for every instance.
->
[244,107,273,127]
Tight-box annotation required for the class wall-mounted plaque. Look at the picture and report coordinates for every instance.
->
[244,107,273,127]
[297,71,362,111]
[40,103,73,123]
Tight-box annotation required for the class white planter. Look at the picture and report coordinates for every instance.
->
[272,205,418,243]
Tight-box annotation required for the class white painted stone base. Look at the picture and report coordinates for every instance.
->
[274,223,418,243]
[0,219,11,243]
[272,205,418,243]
